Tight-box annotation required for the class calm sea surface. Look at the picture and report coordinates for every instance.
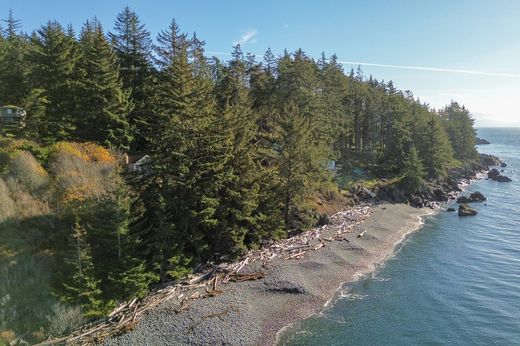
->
[279,128,520,346]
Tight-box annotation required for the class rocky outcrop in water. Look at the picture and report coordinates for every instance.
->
[487,168,512,182]
[457,191,486,203]
[458,204,477,216]
[500,162,507,168]
[456,196,473,203]
[476,137,490,145]
[469,191,486,202]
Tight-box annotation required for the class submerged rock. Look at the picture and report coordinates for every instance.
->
[447,207,456,212]
[494,175,512,182]
[458,203,477,217]
[500,162,507,167]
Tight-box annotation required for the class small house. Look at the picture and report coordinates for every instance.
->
[327,160,336,170]
[125,154,151,173]
[0,105,26,127]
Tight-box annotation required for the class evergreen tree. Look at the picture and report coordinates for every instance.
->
[62,218,104,319]
[439,101,478,162]
[0,9,28,105]
[401,146,426,193]
[28,21,82,142]
[135,19,226,278]
[277,102,326,230]
[417,112,454,177]
[77,18,132,150]
[213,45,264,255]
[109,7,154,151]
[84,182,156,303]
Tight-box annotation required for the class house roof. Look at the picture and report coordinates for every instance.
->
[126,154,149,164]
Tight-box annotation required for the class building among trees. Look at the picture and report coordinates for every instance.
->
[0,105,26,128]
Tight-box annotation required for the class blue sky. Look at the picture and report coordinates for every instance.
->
[2,0,520,126]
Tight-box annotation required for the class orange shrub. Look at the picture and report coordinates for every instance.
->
[0,330,16,343]
[82,142,116,164]
[50,142,90,162]
[50,142,116,164]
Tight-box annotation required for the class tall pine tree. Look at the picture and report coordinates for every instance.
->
[77,18,132,150]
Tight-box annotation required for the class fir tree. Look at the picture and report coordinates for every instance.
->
[77,18,132,150]
[0,9,28,105]
[109,7,154,151]
[28,21,82,142]
[213,45,263,255]
[401,146,426,193]
[62,218,104,319]
[439,101,478,162]
[277,102,326,230]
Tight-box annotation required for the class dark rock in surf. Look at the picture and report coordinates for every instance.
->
[456,196,473,203]
[500,162,507,167]
[494,175,512,182]
[487,168,512,182]
[469,191,486,202]
[447,207,455,212]
[488,168,500,179]
[458,204,477,217]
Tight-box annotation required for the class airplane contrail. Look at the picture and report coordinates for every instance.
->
[205,51,520,78]
[336,60,520,78]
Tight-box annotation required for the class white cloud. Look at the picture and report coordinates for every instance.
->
[233,29,258,46]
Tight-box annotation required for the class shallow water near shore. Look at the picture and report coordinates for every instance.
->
[278,128,520,346]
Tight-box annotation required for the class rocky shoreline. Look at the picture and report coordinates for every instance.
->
[350,153,507,209]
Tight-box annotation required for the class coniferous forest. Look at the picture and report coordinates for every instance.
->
[0,7,479,341]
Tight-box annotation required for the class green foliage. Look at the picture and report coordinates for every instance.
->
[76,18,132,150]
[28,21,82,142]
[400,146,426,193]
[439,101,478,162]
[0,10,28,105]
[108,7,153,151]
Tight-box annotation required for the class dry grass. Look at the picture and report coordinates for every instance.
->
[7,151,49,193]
[0,330,16,343]
[0,179,16,222]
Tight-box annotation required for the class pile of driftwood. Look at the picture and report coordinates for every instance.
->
[35,205,372,345]
[219,205,372,279]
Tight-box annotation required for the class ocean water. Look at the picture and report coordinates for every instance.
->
[279,128,520,346]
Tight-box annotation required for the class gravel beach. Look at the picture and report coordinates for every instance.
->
[105,203,432,346]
